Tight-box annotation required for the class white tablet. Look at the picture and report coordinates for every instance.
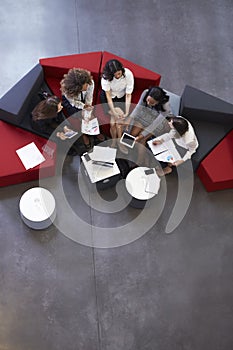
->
[120,132,136,148]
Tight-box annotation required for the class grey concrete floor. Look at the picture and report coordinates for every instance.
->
[0,1,233,350]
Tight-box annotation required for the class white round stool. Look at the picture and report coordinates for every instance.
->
[125,167,160,208]
[19,187,56,230]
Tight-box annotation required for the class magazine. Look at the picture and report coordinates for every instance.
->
[81,117,100,135]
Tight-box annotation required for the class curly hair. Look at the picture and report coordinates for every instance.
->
[102,59,125,81]
[32,96,61,120]
[60,68,93,98]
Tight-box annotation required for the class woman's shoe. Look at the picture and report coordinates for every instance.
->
[67,148,78,156]
[156,166,172,177]
[85,143,92,151]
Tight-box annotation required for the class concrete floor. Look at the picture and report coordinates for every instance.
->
[0,1,233,349]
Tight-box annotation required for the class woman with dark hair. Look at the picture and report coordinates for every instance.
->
[31,95,79,156]
[126,86,171,141]
[60,68,96,150]
[100,59,134,152]
[153,115,199,175]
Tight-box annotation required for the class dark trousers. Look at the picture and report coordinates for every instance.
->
[100,90,126,115]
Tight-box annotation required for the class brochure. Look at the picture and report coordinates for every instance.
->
[81,117,100,135]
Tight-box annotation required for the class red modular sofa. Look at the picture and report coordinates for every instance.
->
[196,130,233,191]
[0,51,232,191]
[179,85,233,192]
[0,51,161,187]
[39,51,161,136]
[0,121,56,187]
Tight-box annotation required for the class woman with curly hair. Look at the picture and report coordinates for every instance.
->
[100,59,134,153]
[61,68,104,150]
[60,68,94,115]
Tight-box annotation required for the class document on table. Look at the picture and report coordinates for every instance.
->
[81,117,100,135]
[90,146,117,163]
[147,138,181,163]
[147,139,168,155]
[154,149,181,163]
[145,174,160,194]
[16,142,46,170]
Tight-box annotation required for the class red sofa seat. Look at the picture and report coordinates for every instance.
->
[0,121,56,187]
[197,130,233,191]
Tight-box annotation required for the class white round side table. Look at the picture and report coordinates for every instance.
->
[19,187,56,230]
[125,167,160,208]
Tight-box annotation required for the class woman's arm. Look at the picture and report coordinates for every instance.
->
[124,93,132,117]
[105,90,120,117]
[84,81,94,107]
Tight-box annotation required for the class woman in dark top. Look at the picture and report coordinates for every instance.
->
[31,95,79,156]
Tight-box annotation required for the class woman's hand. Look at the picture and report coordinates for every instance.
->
[152,139,162,145]
[63,125,72,133]
[56,132,67,140]
[84,105,93,111]
[173,159,184,167]
[135,134,144,142]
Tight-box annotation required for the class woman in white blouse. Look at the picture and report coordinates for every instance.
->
[153,115,199,175]
[100,59,134,152]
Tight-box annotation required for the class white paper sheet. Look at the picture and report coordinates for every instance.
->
[147,138,181,163]
[147,139,168,155]
[81,118,100,135]
[90,146,117,163]
[16,142,46,170]
[155,149,181,163]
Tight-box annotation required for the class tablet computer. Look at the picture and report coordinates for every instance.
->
[120,132,136,148]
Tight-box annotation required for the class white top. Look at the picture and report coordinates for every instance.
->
[101,68,134,98]
[64,79,94,110]
[155,116,199,162]
[125,167,160,200]
[19,187,56,222]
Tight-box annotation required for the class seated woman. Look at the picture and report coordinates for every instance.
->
[124,86,171,164]
[100,59,134,153]
[31,95,79,156]
[126,86,171,140]
[153,115,199,175]
[60,68,104,150]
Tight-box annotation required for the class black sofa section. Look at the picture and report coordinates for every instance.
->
[179,85,233,170]
[0,64,56,139]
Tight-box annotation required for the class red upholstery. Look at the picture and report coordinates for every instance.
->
[0,121,56,187]
[197,130,233,191]
[39,51,103,103]
[100,51,161,101]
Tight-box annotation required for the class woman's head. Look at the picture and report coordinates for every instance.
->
[144,87,169,107]
[102,59,125,81]
[32,96,62,120]
[166,115,189,136]
[60,68,93,98]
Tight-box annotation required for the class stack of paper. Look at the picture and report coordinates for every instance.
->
[16,142,46,170]
[91,146,117,163]
[145,174,160,194]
